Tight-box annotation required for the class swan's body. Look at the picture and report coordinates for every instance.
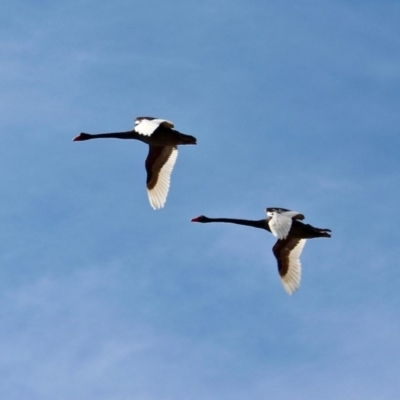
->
[73,117,196,209]
[191,207,331,295]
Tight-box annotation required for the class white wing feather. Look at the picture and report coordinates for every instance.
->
[147,147,178,209]
[267,212,293,239]
[134,119,174,136]
[281,239,306,295]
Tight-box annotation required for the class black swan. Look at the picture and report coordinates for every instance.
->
[191,207,331,295]
[73,117,196,209]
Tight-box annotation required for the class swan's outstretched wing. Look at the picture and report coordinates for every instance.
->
[266,209,304,239]
[145,145,178,209]
[272,238,306,295]
[134,118,174,136]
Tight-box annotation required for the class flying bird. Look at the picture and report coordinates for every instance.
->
[191,207,331,295]
[73,117,197,209]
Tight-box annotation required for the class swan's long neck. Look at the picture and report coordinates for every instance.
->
[195,217,270,232]
[74,131,141,141]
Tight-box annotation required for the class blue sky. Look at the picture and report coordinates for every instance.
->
[1,1,400,399]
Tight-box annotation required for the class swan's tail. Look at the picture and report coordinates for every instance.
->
[178,133,197,145]
[314,227,331,238]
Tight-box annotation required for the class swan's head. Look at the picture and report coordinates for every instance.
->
[73,133,92,141]
[191,215,210,223]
